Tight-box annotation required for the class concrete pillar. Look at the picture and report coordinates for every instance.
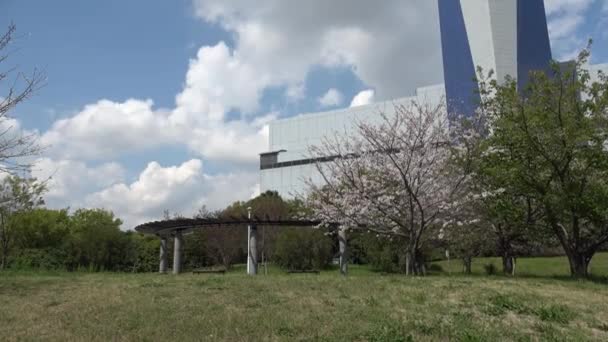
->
[338,227,348,276]
[247,225,258,275]
[159,236,168,273]
[173,230,183,275]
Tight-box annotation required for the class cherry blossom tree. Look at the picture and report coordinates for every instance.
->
[305,102,472,275]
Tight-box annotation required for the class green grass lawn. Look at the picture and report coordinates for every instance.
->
[432,252,608,278]
[0,255,607,341]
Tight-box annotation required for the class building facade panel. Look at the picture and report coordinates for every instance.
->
[438,0,480,117]
[461,0,497,76]
[489,0,518,82]
[262,86,445,198]
[516,0,552,89]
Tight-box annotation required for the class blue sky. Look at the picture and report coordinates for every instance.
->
[0,0,606,228]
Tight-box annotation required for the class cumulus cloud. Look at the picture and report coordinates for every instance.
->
[84,159,258,229]
[41,99,172,160]
[174,42,270,119]
[193,0,444,100]
[350,89,375,108]
[41,42,274,163]
[318,88,344,108]
[31,157,126,209]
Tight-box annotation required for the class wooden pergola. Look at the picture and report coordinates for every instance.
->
[134,217,347,275]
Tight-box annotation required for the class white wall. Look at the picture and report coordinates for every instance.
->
[262,84,446,198]
[488,0,518,82]
[461,0,497,77]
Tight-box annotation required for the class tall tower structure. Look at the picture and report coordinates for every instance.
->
[438,0,552,116]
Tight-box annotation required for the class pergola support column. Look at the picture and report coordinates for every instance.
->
[247,224,258,275]
[338,227,348,276]
[159,236,168,273]
[173,230,183,274]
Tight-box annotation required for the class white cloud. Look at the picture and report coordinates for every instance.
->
[29,157,258,230]
[545,0,594,15]
[193,0,443,100]
[350,89,375,108]
[31,157,126,209]
[174,42,270,119]
[318,88,344,108]
[84,159,258,229]
[41,99,172,160]
[545,0,595,59]
[41,42,274,163]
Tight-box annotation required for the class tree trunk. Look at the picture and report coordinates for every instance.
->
[502,255,514,276]
[404,249,421,276]
[405,250,413,276]
[462,256,472,274]
[415,251,426,276]
[567,251,592,278]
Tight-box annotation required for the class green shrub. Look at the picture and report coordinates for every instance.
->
[273,228,332,270]
[10,248,67,270]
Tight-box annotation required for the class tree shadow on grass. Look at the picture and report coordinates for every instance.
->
[426,269,608,285]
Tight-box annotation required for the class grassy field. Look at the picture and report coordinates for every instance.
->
[432,252,608,278]
[0,255,607,341]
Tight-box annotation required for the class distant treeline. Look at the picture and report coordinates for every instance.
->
[1,186,579,273]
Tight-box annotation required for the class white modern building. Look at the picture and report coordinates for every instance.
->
[260,0,608,198]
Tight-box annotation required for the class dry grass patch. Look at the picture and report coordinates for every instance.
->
[0,271,606,341]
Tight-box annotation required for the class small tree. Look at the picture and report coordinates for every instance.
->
[65,209,124,271]
[0,176,45,268]
[478,47,608,277]
[450,111,544,275]
[305,102,472,275]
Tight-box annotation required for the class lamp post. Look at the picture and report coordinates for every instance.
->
[247,207,251,274]
[247,207,257,275]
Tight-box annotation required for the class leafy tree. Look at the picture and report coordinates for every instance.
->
[64,208,125,271]
[0,176,45,269]
[190,192,306,269]
[12,208,70,250]
[477,47,608,277]
[449,111,545,275]
[9,208,70,269]
[443,221,492,274]
[273,228,333,271]
[127,232,160,273]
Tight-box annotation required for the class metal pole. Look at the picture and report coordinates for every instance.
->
[173,230,183,275]
[446,249,451,276]
[338,227,348,276]
[263,225,267,275]
[247,207,252,275]
[248,225,258,275]
[159,236,168,273]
